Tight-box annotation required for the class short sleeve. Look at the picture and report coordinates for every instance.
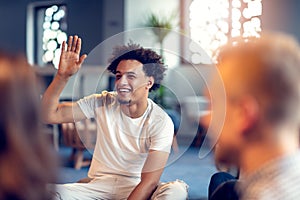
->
[77,94,97,119]
[149,114,174,153]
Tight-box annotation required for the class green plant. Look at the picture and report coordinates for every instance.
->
[144,11,178,57]
[144,11,178,108]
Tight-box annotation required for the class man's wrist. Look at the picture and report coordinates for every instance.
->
[55,73,70,82]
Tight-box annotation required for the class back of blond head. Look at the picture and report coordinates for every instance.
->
[216,32,300,125]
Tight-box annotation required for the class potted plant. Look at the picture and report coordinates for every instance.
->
[144,11,177,59]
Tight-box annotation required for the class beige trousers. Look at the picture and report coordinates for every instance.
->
[53,175,188,200]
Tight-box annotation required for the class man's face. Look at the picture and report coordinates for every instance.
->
[208,59,245,166]
[115,59,150,105]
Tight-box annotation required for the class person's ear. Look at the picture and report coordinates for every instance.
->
[146,77,154,89]
[239,95,259,138]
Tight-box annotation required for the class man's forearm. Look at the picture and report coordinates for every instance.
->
[127,180,157,200]
[128,151,169,199]
[41,74,69,123]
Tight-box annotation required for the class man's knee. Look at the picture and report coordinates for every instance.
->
[151,180,188,200]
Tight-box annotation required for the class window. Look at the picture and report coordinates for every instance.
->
[27,1,67,68]
[183,0,262,64]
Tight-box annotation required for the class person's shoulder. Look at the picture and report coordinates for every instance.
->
[147,99,174,133]
[148,99,165,113]
[148,99,172,121]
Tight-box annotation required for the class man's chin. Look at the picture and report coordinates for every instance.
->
[117,98,131,105]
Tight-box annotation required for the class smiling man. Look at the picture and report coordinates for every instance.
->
[41,35,188,200]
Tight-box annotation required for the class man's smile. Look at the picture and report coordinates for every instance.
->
[117,87,132,94]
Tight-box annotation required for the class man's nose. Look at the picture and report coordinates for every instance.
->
[119,75,128,85]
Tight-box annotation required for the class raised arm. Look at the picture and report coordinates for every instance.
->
[127,150,169,200]
[41,35,87,124]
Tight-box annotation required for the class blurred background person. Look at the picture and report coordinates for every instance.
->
[206,32,300,200]
[0,51,58,200]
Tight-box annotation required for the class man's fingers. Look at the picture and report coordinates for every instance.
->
[72,35,78,52]
[67,36,73,51]
[61,41,66,53]
[66,35,80,53]
[78,54,87,65]
[75,37,82,54]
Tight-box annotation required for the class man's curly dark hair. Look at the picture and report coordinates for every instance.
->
[107,42,167,92]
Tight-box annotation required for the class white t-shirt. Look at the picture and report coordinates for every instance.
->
[77,91,174,178]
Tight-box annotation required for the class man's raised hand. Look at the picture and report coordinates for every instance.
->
[58,35,87,79]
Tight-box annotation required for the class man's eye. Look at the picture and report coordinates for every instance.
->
[116,75,121,80]
[127,75,136,79]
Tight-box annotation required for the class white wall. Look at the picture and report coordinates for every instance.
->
[124,0,181,67]
[125,0,179,30]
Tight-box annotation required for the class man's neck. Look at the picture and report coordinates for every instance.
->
[240,129,299,177]
[120,98,148,118]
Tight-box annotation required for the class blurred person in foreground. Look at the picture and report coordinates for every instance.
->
[0,52,57,199]
[206,32,300,200]
[41,35,188,200]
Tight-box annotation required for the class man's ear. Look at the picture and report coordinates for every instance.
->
[239,95,259,137]
[147,76,155,89]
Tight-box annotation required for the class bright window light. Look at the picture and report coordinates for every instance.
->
[42,4,67,68]
[189,0,262,64]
